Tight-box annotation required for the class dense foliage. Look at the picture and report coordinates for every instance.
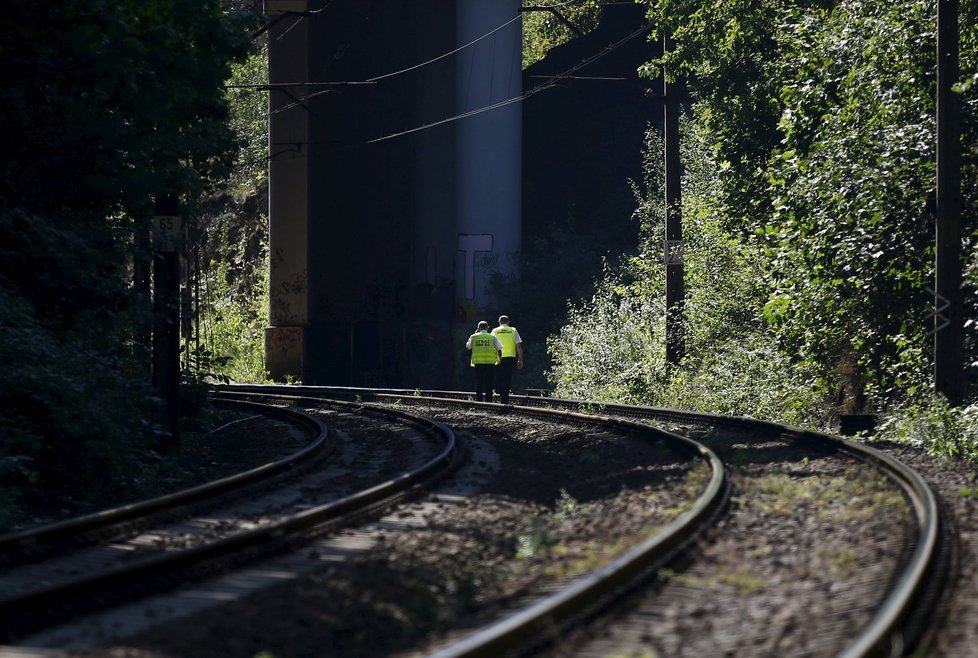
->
[4,0,977,528]
[548,122,828,426]
[646,0,978,405]
[522,0,605,68]
[193,46,271,384]
[0,1,256,526]
[876,392,978,462]
[551,0,978,433]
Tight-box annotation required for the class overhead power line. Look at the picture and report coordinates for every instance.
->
[365,0,587,83]
[228,82,375,89]
[264,3,655,155]
[257,0,589,99]
[363,19,655,146]
[249,5,526,116]
[365,13,524,83]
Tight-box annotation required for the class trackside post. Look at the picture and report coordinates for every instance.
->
[152,195,182,448]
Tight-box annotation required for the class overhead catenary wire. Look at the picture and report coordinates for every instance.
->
[257,0,592,112]
[365,13,523,83]
[263,3,654,155]
[362,0,586,84]
[266,88,334,117]
[362,19,655,146]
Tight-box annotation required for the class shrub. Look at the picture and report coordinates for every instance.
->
[876,394,978,463]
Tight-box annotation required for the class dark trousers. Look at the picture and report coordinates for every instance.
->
[495,357,516,404]
[473,364,495,402]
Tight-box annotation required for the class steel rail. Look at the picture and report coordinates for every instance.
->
[0,398,328,566]
[437,389,942,658]
[218,383,727,657]
[219,383,942,657]
[511,394,943,658]
[0,395,460,641]
[423,408,726,658]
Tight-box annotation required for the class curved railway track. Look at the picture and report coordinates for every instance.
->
[4,389,722,658]
[0,385,944,657]
[0,396,461,642]
[219,384,944,658]
[219,387,728,658]
[0,399,328,568]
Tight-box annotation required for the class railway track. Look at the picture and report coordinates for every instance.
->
[0,399,328,568]
[220,384,944,658]
[1,386,944,657]
[212,388,726,655]
[0,396,460,643]
[4,389,720,657]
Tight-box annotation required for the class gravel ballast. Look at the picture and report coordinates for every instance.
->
[5,402,978,658]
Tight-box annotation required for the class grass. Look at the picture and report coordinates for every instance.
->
[518,467,712,581]
[657,567,767,594]
[746,467,906,521]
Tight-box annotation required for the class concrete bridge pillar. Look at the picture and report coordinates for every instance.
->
[262,0,523,386]
[264,0,309,381]
[455,0,522,324]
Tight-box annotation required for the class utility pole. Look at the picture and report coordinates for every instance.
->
[663,35,685,366]
[935,0,963,403]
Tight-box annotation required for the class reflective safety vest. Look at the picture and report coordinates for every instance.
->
[492,325,518,358]
[469,332,498,366]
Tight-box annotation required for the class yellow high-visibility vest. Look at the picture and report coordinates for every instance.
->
[469,333,498,365]
[492,326,518,358]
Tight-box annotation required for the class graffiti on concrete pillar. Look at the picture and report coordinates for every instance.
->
[266,325,302,355]
[457,233,493,300]
[269,266,308,326]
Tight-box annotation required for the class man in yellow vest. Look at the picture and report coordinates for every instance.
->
[466,320,502,402]
[491,315,524,404]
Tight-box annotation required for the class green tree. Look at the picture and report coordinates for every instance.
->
[0,0,258,525]
[0,0,255,219]
[762,0,940,403]
[645,0,978,407]
[522,1,605,68]
[548,119,828,424]
[191,45,270,384]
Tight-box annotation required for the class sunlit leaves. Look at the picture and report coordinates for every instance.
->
[225,45,269,196]
[647,0,978,404]
[764,0,938,396]
[522,0,604,69]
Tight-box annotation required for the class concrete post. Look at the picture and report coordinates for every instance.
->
[663,35,685,366]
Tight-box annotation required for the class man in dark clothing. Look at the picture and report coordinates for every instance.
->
[491,315,524,404]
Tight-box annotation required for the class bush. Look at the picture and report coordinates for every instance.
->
[194,202,270,383]
[547,273,667,404]
[876,394,978,463]
[191,47,270,384]
[657,333,828,427]
[0,286,157,527]
[547,117,833,427]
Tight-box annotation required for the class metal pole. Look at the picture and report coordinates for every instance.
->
[935,0,963,403]
[663,35,685,366]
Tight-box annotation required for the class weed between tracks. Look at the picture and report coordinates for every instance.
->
[515,467,711,580]
[748,466,906,521]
